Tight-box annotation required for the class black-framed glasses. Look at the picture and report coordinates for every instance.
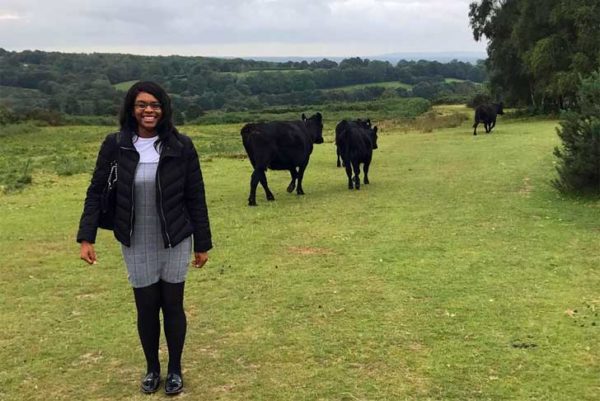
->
[134,102,162,110]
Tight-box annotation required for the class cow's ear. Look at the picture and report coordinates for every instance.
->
[302,113,306,121]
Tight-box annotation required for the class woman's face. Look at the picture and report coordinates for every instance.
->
[133,92,162,137]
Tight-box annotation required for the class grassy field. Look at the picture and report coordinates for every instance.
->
[113,80,140,91]
[0,113,598,400]
[324,81,413,91]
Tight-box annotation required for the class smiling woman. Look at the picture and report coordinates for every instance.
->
[133,93,163,137]
[76,81,213,396]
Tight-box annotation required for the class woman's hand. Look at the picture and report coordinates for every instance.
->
[193,252,208,268]
[80,241,97,265]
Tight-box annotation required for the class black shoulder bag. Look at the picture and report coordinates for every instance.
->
[98,133,120,230]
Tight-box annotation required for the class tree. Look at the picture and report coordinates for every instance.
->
[469,0,600,111]
[553,71,600,194]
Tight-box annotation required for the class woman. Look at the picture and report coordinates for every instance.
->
[77,81,212,395]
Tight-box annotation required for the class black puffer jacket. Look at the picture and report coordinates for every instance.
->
[77,130,212,252]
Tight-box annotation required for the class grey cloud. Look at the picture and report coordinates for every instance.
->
[0,0,485,55]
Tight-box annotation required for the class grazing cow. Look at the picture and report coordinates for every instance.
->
[241,112,324,206]
[473,102,504,135]
[336,118,372,167]
[335,119,378,190]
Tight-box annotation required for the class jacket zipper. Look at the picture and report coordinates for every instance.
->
[156,157,172,248]
[121,146,137,240]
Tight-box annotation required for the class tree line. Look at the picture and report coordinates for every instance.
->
[0,48,486,123]
[469,0,600,113]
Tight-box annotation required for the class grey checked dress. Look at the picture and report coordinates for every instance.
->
[121,162,192,288]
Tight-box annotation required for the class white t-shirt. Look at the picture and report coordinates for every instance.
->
[133,135,160,163]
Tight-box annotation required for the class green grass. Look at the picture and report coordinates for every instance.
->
[0,115,598,400]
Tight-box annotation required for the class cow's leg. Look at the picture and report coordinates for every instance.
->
[287,168,297,193]
[248,169,261,206]
[473,121,478,136]
[352,160,361,190]
[296,165,307,195]
[489,119,496,132]
[485,122,491,133]
[363,159,371,185]
[345,162,353,189]
[336,147,343,168]
[258,170,275,201]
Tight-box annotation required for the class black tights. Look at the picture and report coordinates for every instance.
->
[133,280,186,375]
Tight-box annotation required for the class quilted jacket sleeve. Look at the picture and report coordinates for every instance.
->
[76,133,117,244]
[183,137,213,252]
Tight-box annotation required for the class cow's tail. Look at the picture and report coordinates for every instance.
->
[472,112,480,128]
[337,126,352,163]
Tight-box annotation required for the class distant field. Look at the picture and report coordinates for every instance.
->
[224,68,324,78]
[0,112,598,400]
[325,81,413,91]
[445,78,469,83]
[112,80,139,91]
[195,97,431,125]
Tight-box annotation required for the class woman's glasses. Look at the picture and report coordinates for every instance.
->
[134,102,162,110]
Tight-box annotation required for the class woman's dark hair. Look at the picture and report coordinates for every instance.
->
[119,81,178,146]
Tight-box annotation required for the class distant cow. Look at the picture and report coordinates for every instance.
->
[473,102,504,135]
[241,112,324,206]
[336,118,372,167]
[335,119,378,190]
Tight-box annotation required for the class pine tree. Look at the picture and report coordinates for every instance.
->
[553,71,600,194]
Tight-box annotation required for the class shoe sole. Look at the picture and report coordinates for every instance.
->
[165,385,183,395]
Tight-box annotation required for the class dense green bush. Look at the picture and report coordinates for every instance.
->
[553,71,600,195]
[467,93,493,108]
[0,105,20,125]
[0,158,32,193]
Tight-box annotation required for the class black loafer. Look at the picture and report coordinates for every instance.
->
[165,372,183,395]
[141,371,161,394]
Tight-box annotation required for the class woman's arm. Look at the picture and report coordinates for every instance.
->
[183,138,213,253]
[76,133,118,245]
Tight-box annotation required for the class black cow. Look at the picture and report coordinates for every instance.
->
[335,119,378,190]
[241,112,324,206]
[336,118,372,167]
[473,102,504,135]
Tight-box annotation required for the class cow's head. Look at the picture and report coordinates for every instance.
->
[371,126,379,150]
[356,118,371,129]
[496,102,504,115]
[303,112,324,144]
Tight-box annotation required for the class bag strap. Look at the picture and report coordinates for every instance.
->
[105,132,120,188]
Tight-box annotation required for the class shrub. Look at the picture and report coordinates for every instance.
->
[0,105,21,125]
[467,93,493,108]
[54,155,89,176]
[553,71,600,195]
[0,159,33,193]
[412,111,469,133]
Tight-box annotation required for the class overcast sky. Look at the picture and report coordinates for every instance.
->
[0,0,486,58]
